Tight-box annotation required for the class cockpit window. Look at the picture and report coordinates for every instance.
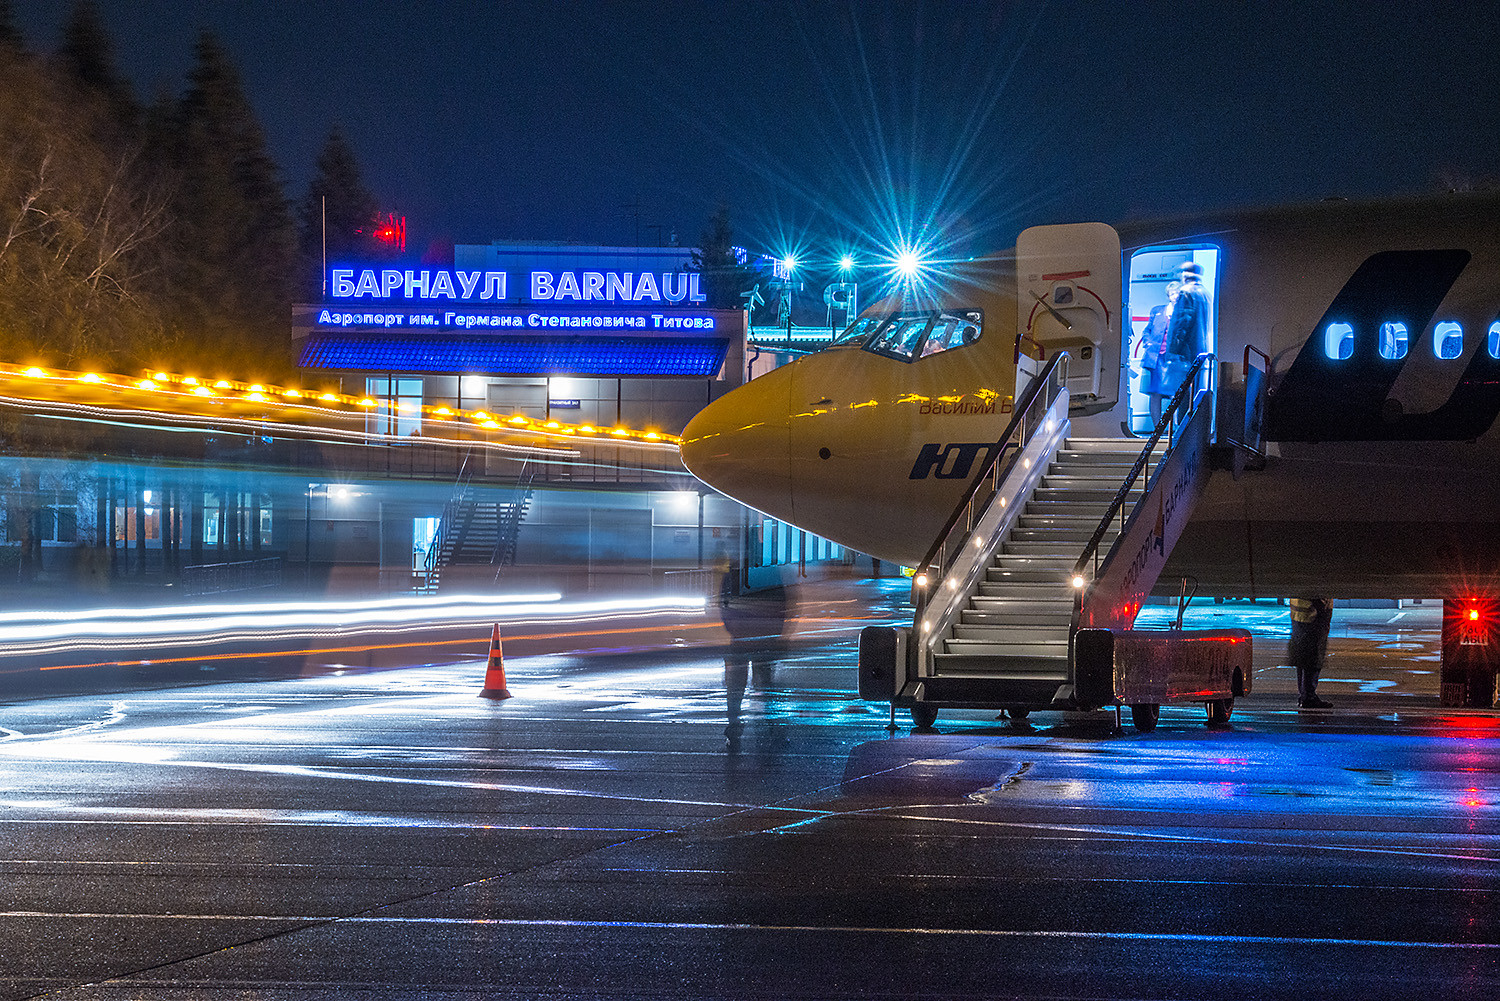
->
[867,315,933,358]
[830,309,983,361]
[831,315,881,346]
[921,312,982,356]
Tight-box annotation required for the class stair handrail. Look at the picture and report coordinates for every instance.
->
[913,352,1069,599]
[1070,352,1212,582]
[490,454,537,575]
[424,447,478,583]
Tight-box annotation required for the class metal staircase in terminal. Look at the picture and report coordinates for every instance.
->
[426,493,532,587]
[421,453,534,592]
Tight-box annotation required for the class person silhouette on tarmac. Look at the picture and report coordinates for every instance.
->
[1288,597,1334,709]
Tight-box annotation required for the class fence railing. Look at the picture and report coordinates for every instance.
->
[180,557,283,596]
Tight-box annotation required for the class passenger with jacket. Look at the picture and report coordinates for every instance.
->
[1159,261,1210,413]
[1137,302,1173,424]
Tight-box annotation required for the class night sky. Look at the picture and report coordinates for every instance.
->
[15,2,1500,263]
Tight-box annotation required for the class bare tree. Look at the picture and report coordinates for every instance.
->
[0,51,172,367]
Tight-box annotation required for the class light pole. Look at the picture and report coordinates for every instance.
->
[778,256,797,348]
[826,256,858,341]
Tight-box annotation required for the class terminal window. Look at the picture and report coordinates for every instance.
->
[366,377,424,436]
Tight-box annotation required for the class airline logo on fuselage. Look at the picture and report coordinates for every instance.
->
[909,442,1015,480]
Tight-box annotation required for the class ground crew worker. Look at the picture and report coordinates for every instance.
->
[1288,597,1334,708]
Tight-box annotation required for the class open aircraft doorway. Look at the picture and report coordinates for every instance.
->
[1125,246,1220,435]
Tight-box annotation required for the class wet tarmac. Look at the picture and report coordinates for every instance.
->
[0,583,1495,999]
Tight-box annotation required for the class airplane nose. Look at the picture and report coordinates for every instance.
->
[680,373,792,518]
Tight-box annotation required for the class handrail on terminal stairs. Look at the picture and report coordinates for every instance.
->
[910,351,1070,623]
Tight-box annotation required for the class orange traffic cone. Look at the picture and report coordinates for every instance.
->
[479,623,512,700]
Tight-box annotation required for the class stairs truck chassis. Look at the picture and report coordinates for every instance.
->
[859,623,1251,731]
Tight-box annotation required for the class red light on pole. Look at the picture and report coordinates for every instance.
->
[371,212,406,253]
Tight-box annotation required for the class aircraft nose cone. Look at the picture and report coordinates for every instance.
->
[680,376,792,519]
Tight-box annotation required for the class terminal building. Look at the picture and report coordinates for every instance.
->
[282,242,861,593]
[0,244,872,604]
[293,243,748,435]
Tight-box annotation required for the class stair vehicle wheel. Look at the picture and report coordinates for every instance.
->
[910,704,939,729]
[1207,698,1234,724]
[1005,707,1031,720]
[1129,703,1160,732]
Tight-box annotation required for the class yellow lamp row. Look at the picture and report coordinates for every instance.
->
[3,363,681,445]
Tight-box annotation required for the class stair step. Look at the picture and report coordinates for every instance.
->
[1051,451,1146,465]
[1063,438,1165,454]
[1044,471,1134,486]
[1033,487,1125,504]
[1008,529,1118,546]
[976,580,1076,599]
[1016,513,1113,527]
[1002,537,1112,553]
[952,623,1071,642]
[986,566,1076,584]
[958,613,1072,630]
[941,638,1070,658]
[929,654,1071,680]
[1024,498,1113,512]
[991,560,1076,579]
[969,595,1076,611]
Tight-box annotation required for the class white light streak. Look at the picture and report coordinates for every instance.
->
[0,593,707,657]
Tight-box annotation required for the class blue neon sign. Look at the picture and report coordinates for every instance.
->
[328,266,707,305]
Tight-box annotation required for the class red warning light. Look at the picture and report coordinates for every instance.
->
[1470,608,1482,622]
[370,212,406,253]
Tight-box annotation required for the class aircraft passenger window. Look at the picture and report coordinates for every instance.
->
[1378,321,1408,360]
[1434,320,1463,360]
[1323,322,1354,360]
[1488,320,1500,359]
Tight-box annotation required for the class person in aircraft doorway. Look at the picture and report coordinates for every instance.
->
[1138,302,1173,425]
[1288,597,1334,709]
[1158,261,1210,422]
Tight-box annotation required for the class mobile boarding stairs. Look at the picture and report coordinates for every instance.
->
[858,352,1267,732]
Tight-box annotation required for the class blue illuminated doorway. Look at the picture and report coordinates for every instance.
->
[1125,246,1220,435]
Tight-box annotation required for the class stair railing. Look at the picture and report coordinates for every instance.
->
[1070,351,1212,587]
[423,447,478,587]
[911,352,1070,625]
[491,455,537,580]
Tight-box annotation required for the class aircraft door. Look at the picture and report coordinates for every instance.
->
[1016,222,1122,415]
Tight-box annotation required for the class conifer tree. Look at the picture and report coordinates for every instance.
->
[298,125,381,298]
[165,31,295,375]
[57,0,136,126]
[691,204,762,311]
[0,0,23,53]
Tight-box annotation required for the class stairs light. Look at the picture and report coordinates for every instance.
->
[1071,574,1086,589]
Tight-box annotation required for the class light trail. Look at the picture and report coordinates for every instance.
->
[28,620,728,673]
[0,594,707,659]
